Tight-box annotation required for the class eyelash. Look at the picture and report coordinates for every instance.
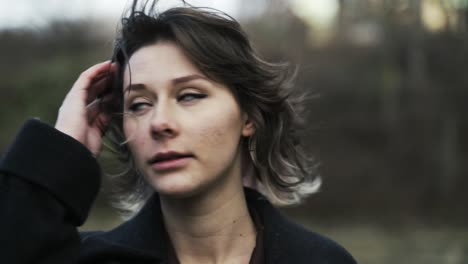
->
[177,93,207,102]
[127,93,207,113]
[128,102,151,113]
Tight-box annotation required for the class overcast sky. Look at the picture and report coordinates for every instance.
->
[0,0,341,31]
[0,0,242,29]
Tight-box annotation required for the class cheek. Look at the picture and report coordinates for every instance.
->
[192,107,244,153]
[197,126,227,148]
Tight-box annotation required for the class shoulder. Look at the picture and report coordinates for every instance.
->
[77,195,167,262]
[245,188,356,264]
[78,227,162,263]
[276,217,357,264]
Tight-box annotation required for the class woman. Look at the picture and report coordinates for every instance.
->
[0,1,356,263]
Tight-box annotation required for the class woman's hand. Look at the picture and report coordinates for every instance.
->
[55,61,118,156]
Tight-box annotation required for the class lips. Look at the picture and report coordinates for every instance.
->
[148,151,193,164]
[147,151,194,171]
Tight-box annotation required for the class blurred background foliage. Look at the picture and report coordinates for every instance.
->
[1,0,467,263]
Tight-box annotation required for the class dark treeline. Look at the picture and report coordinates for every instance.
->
[244,0,468,225]
[1,1,467,225]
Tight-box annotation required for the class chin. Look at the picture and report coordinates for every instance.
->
[148,172,205,199]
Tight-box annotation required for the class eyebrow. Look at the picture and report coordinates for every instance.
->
[124,83,146,93]
[172,74,208,84]
[124,74,208,93]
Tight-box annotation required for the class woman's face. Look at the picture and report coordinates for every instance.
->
[122,42,254,198]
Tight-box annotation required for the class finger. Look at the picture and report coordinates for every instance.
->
[85,63,119,104]
[89,112,111,155]
[96,112,111,136]
[82,61,114,80]
[72,61,115,94]
[86,91,118,123]
[93,62,118,77]
[89,63,119,85]
[89,111,111,137]
[85,76,112,105]
[86,98,102,125]
[99,92,119,114]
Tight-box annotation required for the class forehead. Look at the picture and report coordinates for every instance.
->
[123,42,202,85]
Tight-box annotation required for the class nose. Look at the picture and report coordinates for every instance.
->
[149,102,179,140]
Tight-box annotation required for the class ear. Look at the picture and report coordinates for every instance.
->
[241,114,255,137]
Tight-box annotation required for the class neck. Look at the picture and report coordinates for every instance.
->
[160,183,256,264]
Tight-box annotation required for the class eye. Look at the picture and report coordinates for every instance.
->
[177,93,207,103]
[128,102,152,113]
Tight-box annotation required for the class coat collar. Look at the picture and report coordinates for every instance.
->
[80,188,322,263]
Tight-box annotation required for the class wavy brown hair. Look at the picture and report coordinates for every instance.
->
[103,0,320,212]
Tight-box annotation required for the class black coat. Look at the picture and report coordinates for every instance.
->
[0,119,357,264]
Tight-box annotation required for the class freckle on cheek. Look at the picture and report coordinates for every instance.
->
[198,115,240,147]
[199,126,224,146]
